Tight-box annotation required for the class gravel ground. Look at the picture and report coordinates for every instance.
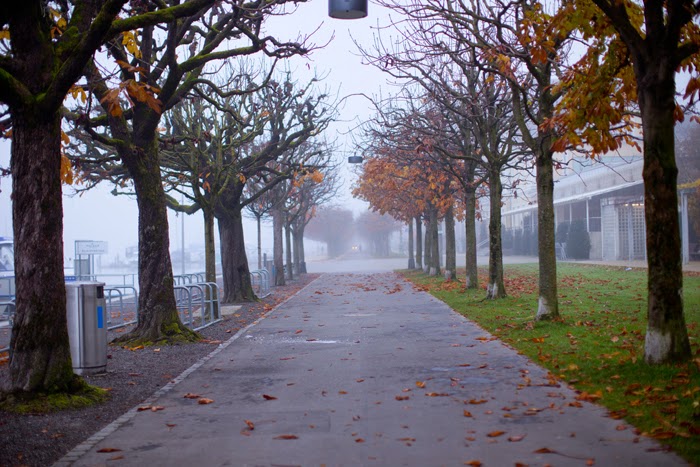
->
[0,274,318,467]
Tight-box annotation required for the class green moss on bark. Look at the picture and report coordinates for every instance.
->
[0,376,108,414]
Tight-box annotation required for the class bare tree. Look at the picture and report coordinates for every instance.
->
[69,1,317,343]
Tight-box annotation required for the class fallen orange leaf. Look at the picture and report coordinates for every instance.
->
[487,431,505,437]
[468,399,488,405]
[198,398,214,405]
[416,381,426,388]
[262,394,278,400]
[464,461,482,466]
[97,447,122,453]
[508,434,525,442]
[244,420,255,430]
[355,438,365,443]
[395,395,410,401]
[274,434,299,440]
[534,447,556,454]
[183,393,200,399]
[463,410,473,417]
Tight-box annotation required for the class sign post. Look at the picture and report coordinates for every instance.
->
[74,241,109,278]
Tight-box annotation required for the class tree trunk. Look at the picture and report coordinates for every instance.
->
[424,217,431,273]
[445,205,457,280]
[115,140,197,344]
[218,212,257,303]
[464,189,478,289]
[284,220,293,281]
[429,206,441,276]
[637,74,691,363]
[298,224,307,274]
[203,208,216,284]
[415,216,423,270]
[486,168,506,299]
[407,220,415,269]
[9,111,76,392]
[534,146,559,319]
[272,208,285,286]
[292,225,302,274]
[203,207,218,320]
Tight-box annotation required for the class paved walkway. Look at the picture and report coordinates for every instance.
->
[58,272,684,466]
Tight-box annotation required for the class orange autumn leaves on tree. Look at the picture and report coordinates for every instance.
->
[538,0,700,156]
[352,151,459,222]
[544,0,640,155]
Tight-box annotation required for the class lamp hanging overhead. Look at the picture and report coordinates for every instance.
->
[329,0,368,19]
[348,155,364,164]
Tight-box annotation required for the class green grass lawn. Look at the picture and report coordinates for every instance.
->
[400,263,700,464]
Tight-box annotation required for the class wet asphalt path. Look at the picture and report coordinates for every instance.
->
[60,272,684,466]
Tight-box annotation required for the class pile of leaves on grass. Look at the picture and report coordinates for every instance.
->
[401,264,700,464]
[0,274,318,467]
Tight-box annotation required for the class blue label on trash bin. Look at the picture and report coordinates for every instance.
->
[97,305,104,329]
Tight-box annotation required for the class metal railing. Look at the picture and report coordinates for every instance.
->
[174,282,221,331]
[0,298,14,353]
[104,286,139,330]
[75,273,137,289]
[250,269,271,298]
[173,272,206,286]
[0,275,221,354]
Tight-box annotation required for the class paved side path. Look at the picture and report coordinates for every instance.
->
[60,273,684,466]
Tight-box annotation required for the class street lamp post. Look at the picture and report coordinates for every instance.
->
[328,0,368,19]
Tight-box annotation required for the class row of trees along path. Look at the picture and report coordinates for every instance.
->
[1,0,699,401]
[0,0,337,397]
[353,0,699,365]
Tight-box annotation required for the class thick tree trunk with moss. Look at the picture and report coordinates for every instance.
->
[115,141,198,344]
[444,206,457,280]
[272,208,285,286]
[407,221,415,269]
[9,111,76,392]
[464,189,478,289]
[486,168,506,299]
[415,216,423,270]
[535,145,559,319]
[218,212,257,303]
[637,74,691,363]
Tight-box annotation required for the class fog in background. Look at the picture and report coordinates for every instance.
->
[0,2,397,272]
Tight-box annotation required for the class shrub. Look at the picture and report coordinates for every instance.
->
[566,220,591,259]
[556,221,570,244]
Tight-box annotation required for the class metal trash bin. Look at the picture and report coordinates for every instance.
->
[66,281,107,375]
